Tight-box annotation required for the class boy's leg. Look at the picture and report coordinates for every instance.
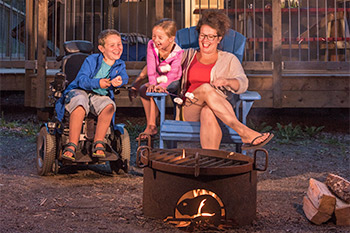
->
[65,106,85,156]
[90,94,116,156]
[94,104,114,156]
[63,90,89,160]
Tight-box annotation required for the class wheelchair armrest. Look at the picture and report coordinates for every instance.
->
[114,89,120,95]
[50,72,67,97]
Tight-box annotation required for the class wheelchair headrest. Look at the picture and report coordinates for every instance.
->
[64,40,94,54]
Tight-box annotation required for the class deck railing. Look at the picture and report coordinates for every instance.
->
[1,0,349,64]
[0,0,25,61]
[0,0,348,108]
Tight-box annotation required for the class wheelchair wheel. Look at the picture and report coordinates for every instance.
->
[111,128,131,173]
[36,127,56,176]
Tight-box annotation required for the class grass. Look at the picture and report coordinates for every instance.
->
[0,112,338,148]
[249,120,327,144]
[0,115,40,139]
[124,120,147,139]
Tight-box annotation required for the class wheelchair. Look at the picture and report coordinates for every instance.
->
[36,40,130,176]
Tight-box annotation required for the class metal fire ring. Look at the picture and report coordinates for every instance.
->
[136,147,268,176]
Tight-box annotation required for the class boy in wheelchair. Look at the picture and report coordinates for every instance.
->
[55,29,128,162]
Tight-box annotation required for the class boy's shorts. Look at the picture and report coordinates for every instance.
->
[65,89,116,116]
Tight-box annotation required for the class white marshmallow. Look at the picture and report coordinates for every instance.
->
[185,92,195,100]
[159,64,171,73]
[156,75,168,84]
[174,97,183,105]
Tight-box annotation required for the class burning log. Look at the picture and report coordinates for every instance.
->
[325,173,350,203]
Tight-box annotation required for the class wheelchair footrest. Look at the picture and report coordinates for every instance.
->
[75,151,93,163]
[74,150,118,163]
[98,151,119,161]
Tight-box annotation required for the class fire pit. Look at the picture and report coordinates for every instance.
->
[136,147,268,227]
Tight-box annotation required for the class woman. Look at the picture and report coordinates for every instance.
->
[131,9,273,149]
[177,9,273,150]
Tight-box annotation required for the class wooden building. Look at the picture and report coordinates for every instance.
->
[0,0,349,109]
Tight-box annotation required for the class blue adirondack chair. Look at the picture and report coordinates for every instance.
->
[147,26,261,150]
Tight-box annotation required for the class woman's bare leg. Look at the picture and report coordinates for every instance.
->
[139,84,158,135]
[188,83,269,145]
[200,105,222,149]
[182,100,222,149]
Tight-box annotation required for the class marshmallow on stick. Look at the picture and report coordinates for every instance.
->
[156,75,168,84]
[159,64,171,73]
[174,97,183,105]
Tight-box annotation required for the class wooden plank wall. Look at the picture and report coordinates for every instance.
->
[249,75,349,108]
[1,61,349,108]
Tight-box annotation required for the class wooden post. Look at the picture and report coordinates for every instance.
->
[272,0,282,108]
[37,0,48,108]
[59,1,65,56]
[155,0,164,21]
[107,0,115,29]
[25,0,35,107]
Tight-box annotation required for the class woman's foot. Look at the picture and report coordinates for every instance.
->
[241,132,274,150]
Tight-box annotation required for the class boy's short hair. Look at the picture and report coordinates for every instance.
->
[98,29,121,46]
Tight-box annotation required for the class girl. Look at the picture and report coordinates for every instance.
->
[132,18,183,139]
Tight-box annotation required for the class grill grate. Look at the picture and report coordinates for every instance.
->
[149,149,248,168]
[136,147,268,176]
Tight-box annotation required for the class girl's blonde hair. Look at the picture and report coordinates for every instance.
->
[153,18,177,38]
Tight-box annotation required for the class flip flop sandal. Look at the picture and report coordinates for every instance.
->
[62,142,77,161]
[241,133,274,150]
[92,140,106,158]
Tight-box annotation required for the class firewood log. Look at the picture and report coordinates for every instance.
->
[326,174,350,203]
[306,178,336,215]
[335,196,350,226]
[303,196,332,225]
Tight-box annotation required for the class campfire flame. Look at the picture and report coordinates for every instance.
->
[193,199,215,218]
[182,149,185,158]
[165,189,226,228]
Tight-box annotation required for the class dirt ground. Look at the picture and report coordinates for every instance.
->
[0,93,349,232]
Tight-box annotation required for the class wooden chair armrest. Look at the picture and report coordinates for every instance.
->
[239,91,261,101]
[146,92,169,126]
[146,92,169,98]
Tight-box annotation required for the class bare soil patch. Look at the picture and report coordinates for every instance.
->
[0,92,349,232]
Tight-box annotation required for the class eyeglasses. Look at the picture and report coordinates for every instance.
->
[199,34,218,41]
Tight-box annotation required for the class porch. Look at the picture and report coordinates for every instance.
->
[0,0,349,108]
